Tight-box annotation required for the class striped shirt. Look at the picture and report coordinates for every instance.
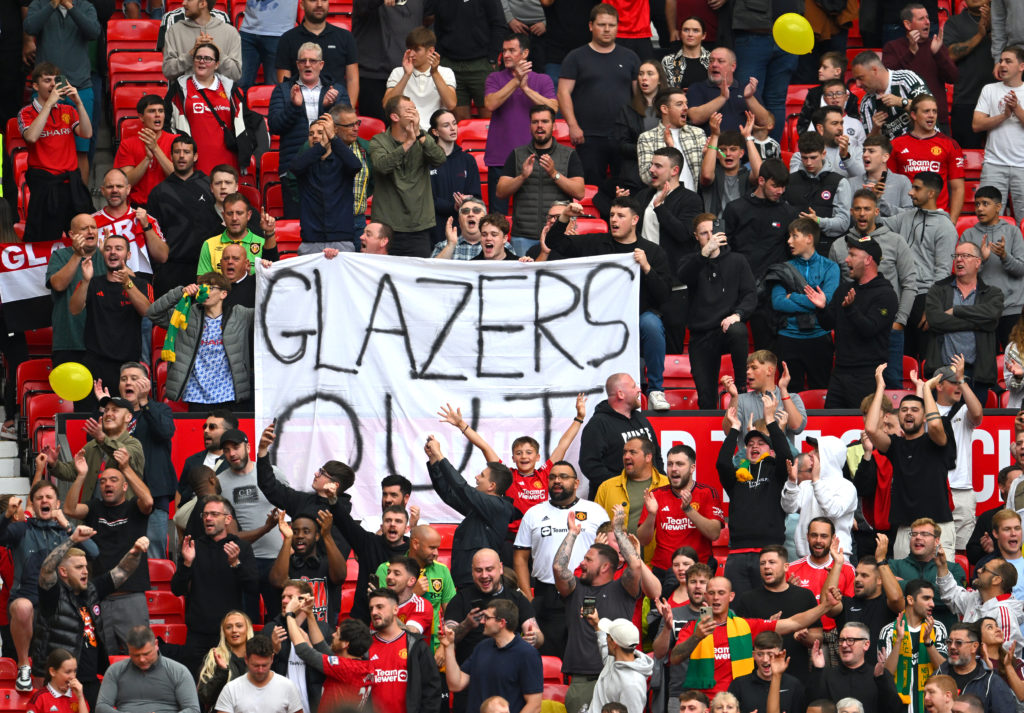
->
[859,69,931,140]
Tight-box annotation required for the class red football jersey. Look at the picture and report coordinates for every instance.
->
[638,483,725,569]
[676,617,778,696]
[786,555,855,631]
[113,130,177,205]
[319,655,373,709]
[506,459,553,535]
[18,100,79,174]
[888,132,965,211]
[93,208,165,275]
[396,593,433,636]
[369,632,410,713]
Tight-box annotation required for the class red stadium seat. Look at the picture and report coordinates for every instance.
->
[785,84,814,112]
[433,523,457,550]
[246,84,274,118]
[260,151,280,188]
[579,184,599,213]
[26,393,73,446]
[4,118,26,155]
[326,14,351,30]
[0,690,32,712]
[664,389,700,410]
[663,355,695,390]
[955,215,1017,236]
[16,359,52,406]
[798,389,828,409]
[543,684,568,704]
[106,19,160,57]
[998,354,1006,389]
[358,116,385,141]
[109,52,166,97]
[553,120,572,148]
[338,585,356,622]
[542,656,563,683]
[146,590,185,624]
[962,149,984,180]
[457,118,490,152]
[1002,391,1012,408]
[901,355,920,389]
[0,660,16,687]
[264,183,284,218]
[155,361,168,401]
[151,623,187,645]
[25,328,52,356]
[148,558,175,590]
[275,220,302,253]
[575,218,607,233]
[238,183,261,211]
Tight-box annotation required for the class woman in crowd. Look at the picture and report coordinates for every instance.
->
[614,60,668,191]
[980,616,1024,700]
[710,692,741,713]
[165,43,248,175]
[26,649,89,713]
[428,109,481,247]
[1004,315,1024,408]
[197,610,253,713]
[661,17,711,89]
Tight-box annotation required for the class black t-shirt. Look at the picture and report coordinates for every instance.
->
[289,546,340,628]
[275,24,358,82]
[84,499,150,593]
[500,143,585,181]
[883,434,956,526]
[559,45,640,139]
[835,594,893,659]
[471,249,519,261]
[733,584,820,684]
[951,667,976,692]
[84,274,152,362]
[445,584,536,663]
[541,0,598,63]
[38,572,116,681]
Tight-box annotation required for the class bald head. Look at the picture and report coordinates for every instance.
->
[409,525,441,565]
[605,373,640,412]
[70,213,97,232]
[69,214,100,254]
[471,548,503,592]
[219,242,251,282]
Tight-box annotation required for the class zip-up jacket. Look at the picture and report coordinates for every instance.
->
[769,252,840,339]
[722,192,800,282]
[924,275,1004,385]
[937,570,1024,657]
[937,657,1018,713]
[882,207,958,295]
[959,221,1024,316]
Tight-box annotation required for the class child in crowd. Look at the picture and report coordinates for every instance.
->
[438,394,587,534]
[797,51,860,134]
[27,649,88,713]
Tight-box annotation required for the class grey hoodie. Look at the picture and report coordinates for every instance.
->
[959,221,1024,316]
[587,630,655,713]
[781,436,858,559]
[162,14,242,81]
[830,223,919,326]
[882,208,958,295]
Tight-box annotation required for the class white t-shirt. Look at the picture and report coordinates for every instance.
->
[937,401,974,490]
[385,66,457,130]
[977,81,1024,165]
[215,672,303,713]
[287,644,310,713]
[513,498,609,583]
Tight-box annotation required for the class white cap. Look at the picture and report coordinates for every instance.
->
[597,618,639,648]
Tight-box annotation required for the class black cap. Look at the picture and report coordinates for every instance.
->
[743,429,769,445]
[804,436,819,450]
[98,396,133,411]
[845,235,883,264]
[220,428,249,446]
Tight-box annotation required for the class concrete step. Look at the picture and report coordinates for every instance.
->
[0,477,32,495]
[0,442,18,458]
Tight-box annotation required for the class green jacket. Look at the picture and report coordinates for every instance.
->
[51,432,146,502]
[367,131,446,232]
[890,555,966,630]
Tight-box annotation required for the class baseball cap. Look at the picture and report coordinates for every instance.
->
[220,428,249,446]
[933,366,959,383]
[804,436,819,451]
[743,429,770,445]
[597,618,639,648]
[845,235,883,264]
[98,396,132,411]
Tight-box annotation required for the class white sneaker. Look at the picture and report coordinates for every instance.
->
[648,390,670,411]
[15,664,31,691]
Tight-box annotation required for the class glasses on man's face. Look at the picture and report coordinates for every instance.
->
[336,120,361,129]
[479,614,500,622]
[952,252,980,261]
[297,58,321,65]
[824,91,847,98]
[837,637,868,645]
[460,206,485,215]
[910,531,936,539]
[202,511,227,519]
[194,56,216,63]
[947,639,976,648]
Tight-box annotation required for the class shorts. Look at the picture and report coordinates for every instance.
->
[441,57,493,109]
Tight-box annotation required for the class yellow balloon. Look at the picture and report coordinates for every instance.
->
[49,362,93,402]
[773,13,815,55]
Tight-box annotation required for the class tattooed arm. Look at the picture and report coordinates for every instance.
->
[39,526,95,590]
[611,504,642,599]
[553,512,581,598]
[109,536,150,589]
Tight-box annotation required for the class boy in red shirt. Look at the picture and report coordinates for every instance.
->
[284,595,374,711]
[18,62,93,242]
[113,94,176,207]
[438,394,588,536]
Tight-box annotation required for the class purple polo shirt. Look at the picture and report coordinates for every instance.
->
[483,69,556,167]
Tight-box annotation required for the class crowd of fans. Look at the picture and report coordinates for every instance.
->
[4,0,1024,711]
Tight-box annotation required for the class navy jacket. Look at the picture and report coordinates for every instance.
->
[288,138,362,247]
[268,74,348,172]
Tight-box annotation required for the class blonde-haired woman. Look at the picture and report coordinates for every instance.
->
[197,610,253,712]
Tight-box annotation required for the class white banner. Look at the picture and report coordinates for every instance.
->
[255,253,640,522]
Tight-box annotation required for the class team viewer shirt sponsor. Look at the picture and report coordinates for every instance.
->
[638,483,724,568]
[370,632,410,713]
[888,131,964,211]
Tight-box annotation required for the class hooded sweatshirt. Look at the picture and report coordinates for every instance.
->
[781,436,859,558]
[831,223,918,326]
[587,629,655,713]
[959,221,1024,316]
[881,208,958,295]
[579,400,664,494]
[937,570,1024,658]
[677,245,758,332]
[716,422,792,549]
[162,14,242,81]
